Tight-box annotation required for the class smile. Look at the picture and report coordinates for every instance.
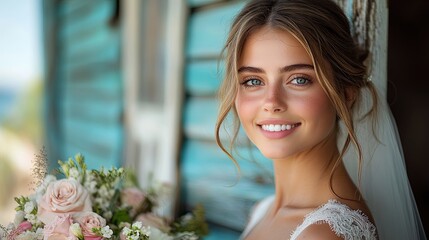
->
[261,123,300,132]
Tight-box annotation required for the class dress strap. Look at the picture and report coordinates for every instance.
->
[290,200,377,240]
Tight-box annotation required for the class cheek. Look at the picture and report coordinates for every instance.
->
[235,93,258,122]
[293,91,336,126]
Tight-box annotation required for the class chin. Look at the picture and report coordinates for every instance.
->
[259,148,293,160]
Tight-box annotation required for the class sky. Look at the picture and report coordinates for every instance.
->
[0,0,42,89]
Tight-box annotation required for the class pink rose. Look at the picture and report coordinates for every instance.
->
[38,179,92,225]
[73,212,106,240]
[135,213,170,233]
[43,214,73,240]
[120,187,145,216]
[7,221,32,240]
[46,234,75,240]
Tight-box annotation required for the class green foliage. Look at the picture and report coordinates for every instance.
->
[58,153,87,182]
[111,208,132,226]
[171,204,209,238]
[14,196,30,212]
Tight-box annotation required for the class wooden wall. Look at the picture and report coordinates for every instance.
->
[43,0,123,169]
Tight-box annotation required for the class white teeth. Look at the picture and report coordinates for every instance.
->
[262,124,296,132]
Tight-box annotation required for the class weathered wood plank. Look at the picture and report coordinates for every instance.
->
[62,118,122,168]
[59,0,113,42]
[62,95,122,124]
[187,0,223,8]
[63,141,121,170]
[184,60,223,96]
[63,26,119,64]
[181,140,274,230]
[64,70,122,97]
[182,97,217,140]
[58,1,92,18]
[204,223,241,240]
[65,31,119,66]
[182,97,250,143]
[186,1,246,58]
[64,61,120,84]
[44,0,123,170]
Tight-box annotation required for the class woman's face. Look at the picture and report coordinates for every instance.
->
[235,27,337,160]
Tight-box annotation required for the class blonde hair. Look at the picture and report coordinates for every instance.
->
[215,0,378,187]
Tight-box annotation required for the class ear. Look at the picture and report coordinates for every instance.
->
[345,87,358,109]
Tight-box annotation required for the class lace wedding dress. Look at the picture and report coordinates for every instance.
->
[240,196,377,240]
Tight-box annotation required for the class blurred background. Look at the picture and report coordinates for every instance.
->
[0,0,427,239]
[0,0,43,225]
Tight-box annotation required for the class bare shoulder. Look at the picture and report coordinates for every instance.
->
[295,223,343,240]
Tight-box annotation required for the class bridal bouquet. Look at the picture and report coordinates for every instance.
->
[0,151,208,240]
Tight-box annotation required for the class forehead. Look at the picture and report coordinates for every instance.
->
[239,27,313,67]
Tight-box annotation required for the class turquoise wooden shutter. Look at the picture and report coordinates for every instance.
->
[43,0,123,170]
[181,1,274,238]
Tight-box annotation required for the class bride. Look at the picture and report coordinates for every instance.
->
[215,0,426,239]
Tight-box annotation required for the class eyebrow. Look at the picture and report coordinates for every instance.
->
[237,64,314,73]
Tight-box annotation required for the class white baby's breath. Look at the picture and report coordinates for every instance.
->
[24,213,37,225]
[132,222,143,229]
[101,225,113,238]
[122,222,151,240]
[69,167,80,180]
[24,201,35,214]
[122,227,131,235]
[15,230,43,240]
[84,172,97,194]
[141,226,151,237]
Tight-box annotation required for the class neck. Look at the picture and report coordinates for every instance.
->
[271,133,343,211]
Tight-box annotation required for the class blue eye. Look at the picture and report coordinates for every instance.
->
[291,77,310,85]
[243,78,263,87]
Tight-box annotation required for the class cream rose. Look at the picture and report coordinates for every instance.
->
[37,179,92,224]
[73,211,106,239]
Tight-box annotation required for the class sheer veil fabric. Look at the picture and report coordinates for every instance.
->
[340,86,427,239]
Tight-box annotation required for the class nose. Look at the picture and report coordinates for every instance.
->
[263,86,287,113]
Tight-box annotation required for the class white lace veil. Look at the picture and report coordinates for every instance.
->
[341,85,427,239]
